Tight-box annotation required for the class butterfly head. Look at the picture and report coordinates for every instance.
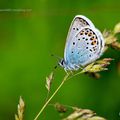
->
[58,59,66,68]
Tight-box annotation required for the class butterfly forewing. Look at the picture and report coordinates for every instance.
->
[64,15,95,63]
[65,15,95,43]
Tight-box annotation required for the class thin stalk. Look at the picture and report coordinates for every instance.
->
[34,73,70,120]
[67,71,83,80]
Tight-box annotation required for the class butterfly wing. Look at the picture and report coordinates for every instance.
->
[64,15,95,65]
[66,15,95,43]
[64,26,104,70]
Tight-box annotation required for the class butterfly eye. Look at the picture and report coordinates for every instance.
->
[60,59,64,66]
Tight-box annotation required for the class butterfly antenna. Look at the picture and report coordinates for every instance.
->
[51,54,61,72]
[51,54,62,61]
[52,63,60,73]
[54,65,58,69]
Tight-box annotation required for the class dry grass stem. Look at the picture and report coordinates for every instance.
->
[15,96,25,120]
[63,108,106,120]
[45,72,54,92]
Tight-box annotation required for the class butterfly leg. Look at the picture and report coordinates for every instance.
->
[69,70,73,75]
[64,69,70,75]
[64,68,73,75]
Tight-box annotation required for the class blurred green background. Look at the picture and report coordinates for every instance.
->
[0,0,120,120]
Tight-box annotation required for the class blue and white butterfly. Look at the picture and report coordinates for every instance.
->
[59,15,105,71]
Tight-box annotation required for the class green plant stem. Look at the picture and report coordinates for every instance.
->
[33,73,70,120]
[67,71,83,80]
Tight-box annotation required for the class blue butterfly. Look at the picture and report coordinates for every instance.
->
[59,15,105,71]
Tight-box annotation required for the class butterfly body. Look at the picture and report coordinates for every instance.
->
[59,15,105,71]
